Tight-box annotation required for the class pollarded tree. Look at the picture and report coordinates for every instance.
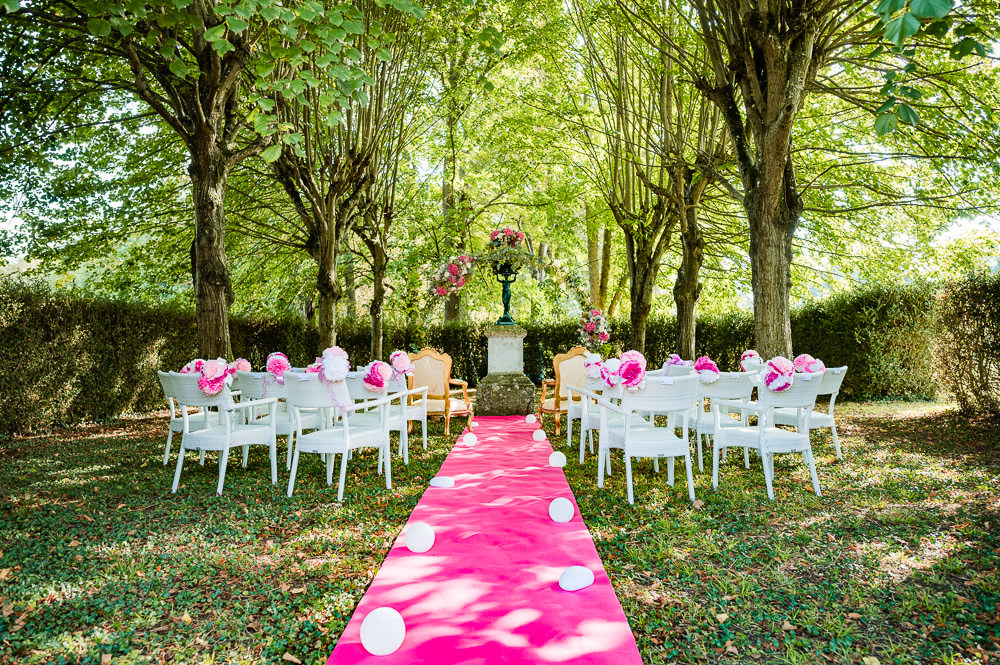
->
[568,0,730,354]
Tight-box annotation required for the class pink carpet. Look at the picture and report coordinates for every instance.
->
[328,416,642,665]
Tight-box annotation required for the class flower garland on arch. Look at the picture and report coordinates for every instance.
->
[579,308,609,350]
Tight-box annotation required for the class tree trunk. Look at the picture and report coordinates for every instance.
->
[344,248,357,319]
[189,146,233,360]
[314,230,341,352]
[607,269,628,319]
[674,187,705,361]
[586,201,602,307]
[747,188,795,359]
[599,224,613,309]
[369,245,388,360]
[625,236,660,354]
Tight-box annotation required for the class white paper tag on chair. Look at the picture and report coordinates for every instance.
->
[833,368,844,374]
[660,377,674,384]
[297,373,311,381]
[802,373,815,381]
[252,372,264,379]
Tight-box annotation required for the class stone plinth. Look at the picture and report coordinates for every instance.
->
[476,325,536,416]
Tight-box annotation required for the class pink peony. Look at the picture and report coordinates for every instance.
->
[266,352,290,384]
[363,361,392,392]
[740,349,763,372]
[202,358,228,381]
[694,355,720,384]
[197,374,227,395]
[458,254,470,263]
[598,331,609,342]
[230,358,251,373]
[794,353,825,374]
[435,286,448,296]
[763,356,794,392]
[504,228,513,237]
[389,350,412,375]
[454,276,466,288]
[584,321,597,333]
[619,359,646,389]
[447,263,460,276]
[620,350,647,371]
[590,309,601,316]
[490,230,500,241]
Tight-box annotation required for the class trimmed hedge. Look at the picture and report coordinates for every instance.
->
[937,272,1000,413]
[0,278,945,434]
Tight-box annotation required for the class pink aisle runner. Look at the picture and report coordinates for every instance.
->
[328,415,642,665]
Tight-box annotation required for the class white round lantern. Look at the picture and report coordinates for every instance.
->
[558,566,595,592]
[359,606,406,656]
[532,429,546,442]
[548,497,574,523]
[464,433,478,445]
[404,522,435,553]
[429,476,455,488]
[548,451,567,468]
[525,414,537,424]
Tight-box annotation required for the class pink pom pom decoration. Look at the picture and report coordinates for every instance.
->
[694,355,720,384]
[320,350,350,383]
[584,353,603,379]
[389,350,412,376]
[230,358,251,373]
[793,353,826,374]
[618,357,646,390]
[763,356,795,392]
[266,352,291,384]
[740,350,763,372]
[620,350,647,372]
[363,361,392,392]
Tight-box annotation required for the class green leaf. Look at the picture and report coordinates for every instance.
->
[87,18,112,37]
[897,103,920,126]
[212,39,235,56]
[875,97,897,114]
[261,144,282,163]
[2,0,20,14]
[923,18,951,38]
[226,16,248,33]
[109,17,133,37]
[874,112,899,136]
[949,37,977,59]
[910,0,952,20]
[876,0,906,19]
[884,13,921,46]
[376,47,392,62]
[204,24,228,42]
[260,6,280,21]
[168,59,188,78]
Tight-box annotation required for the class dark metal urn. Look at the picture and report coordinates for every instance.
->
[493,260,518,325]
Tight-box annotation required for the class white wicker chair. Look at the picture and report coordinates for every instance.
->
[235,371,325,471]
[567,377,622,464]
[712,371,825,501]
[588,374,701,504]
[694,372,758,472]
[157,371,206,465]
[168,372,278,495]
[284,373,395,500]
[772,366,848,459]
[344,374,425,465]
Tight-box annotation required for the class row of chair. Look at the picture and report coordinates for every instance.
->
[560,355,848,503]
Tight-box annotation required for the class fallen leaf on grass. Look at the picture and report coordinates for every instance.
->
[282,654,302,664]
[180,611,192,625]
[101,655,111,665]
[2,605,12,617]
[0,569,10,580]
[716,613,729,623]
[291,587,306,594]
[68,540,81,548]
[722,594,737,601]
[692,500,705,509]
[81,514,93,522]
[861,657,881,665]
[781,620,796,631]
[847,612,862,620]
[279,583,291,593]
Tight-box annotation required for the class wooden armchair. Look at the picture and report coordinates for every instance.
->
[538,346,589,435]
[407,347,473,435]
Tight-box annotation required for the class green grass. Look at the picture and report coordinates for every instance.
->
[1,402,998,664]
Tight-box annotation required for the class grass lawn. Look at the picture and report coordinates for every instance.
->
[1,401,998,664]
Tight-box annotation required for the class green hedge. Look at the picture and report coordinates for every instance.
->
[0,278,946,434]
[937,272,1000,413]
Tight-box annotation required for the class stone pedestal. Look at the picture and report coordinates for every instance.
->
[475,325,536,416]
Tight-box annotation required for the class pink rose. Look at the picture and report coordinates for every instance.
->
[763,356,794,392]
[504,228,513,237]
[447,263,460,276]
[363,361,392,392]
[598,331,609,342]
[584,321,597,333]
[590,309,601,316]
[454,276,465,288]
[458,254,470,263]
[266,352,290,384]
[435,286,448,295]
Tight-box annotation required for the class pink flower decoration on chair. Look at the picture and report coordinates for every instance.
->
[694,355,720,384]
[389,350,412,376]
[794,353,826,374]
[740,350,763,372]
[584,353,603,379]
[620,350,647,371]
[266,352,291,384]
[322,346,348,359]
[320,349,350,383]
[363,361,392,393]
[763,356,795,392]
[666,353,692,366]
[305,359,322,373]
[197,374,227,395]
[618,356,646,390]
[180,359,204,374]
[230,358,251,373]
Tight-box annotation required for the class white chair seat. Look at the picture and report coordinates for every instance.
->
[182,422,275,450]
[255,408,324,433]
[721,426,810,452]
[773,407,833,428]
[541,396,583,412]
